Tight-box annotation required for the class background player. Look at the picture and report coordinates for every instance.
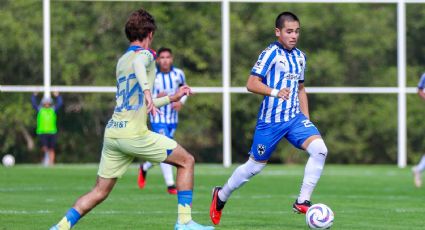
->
[138,47,187,195]
[210,11,328,225]
[50,9,213,230]
[31,91,63,166]
[412,72,425,187]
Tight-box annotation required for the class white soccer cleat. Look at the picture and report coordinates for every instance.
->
[413,167,422,188]
[174,220,215,230]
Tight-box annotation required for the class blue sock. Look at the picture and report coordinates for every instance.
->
[177,190,193,224]
[177,190,193,206]
[64,208,81,227]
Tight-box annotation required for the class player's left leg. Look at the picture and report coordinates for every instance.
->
[286,115,327,214]
[162,124,177,194]
[412,154,425,187]
[163,144,214,230]
[48,134,57,165]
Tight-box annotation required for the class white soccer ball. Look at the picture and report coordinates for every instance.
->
[2,154,15,167]
[306,203,334,229]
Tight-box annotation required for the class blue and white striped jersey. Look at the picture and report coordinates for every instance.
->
[251,41,307,123]
[150,66,186,124]
[418,73,425,89]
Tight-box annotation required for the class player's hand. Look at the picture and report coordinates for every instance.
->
[53,91,60,97]
[144,90,161,116]
[278,88,290,100]
[33,92,38,96]
[170,85,193,102]
[157,91,167,98]
[172,101,183,111]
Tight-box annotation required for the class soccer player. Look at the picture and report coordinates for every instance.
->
[138,47,187,195]
[50,9,213,230]
[412,73,425,188]
[210,11,328,225]
[31,91,63,166]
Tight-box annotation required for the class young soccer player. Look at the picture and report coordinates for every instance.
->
[210,11,328,225]
[138,47,187,195]
[50,9,213,230]
[31,91,63,166]
[412,73,425,188]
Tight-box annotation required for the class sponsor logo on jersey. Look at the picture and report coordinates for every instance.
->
[257,144,266,155]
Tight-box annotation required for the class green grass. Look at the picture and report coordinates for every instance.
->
[1,164,425,229]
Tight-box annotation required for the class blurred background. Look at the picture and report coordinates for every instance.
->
[1,0,425,165]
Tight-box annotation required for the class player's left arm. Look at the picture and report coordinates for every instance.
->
[418,88,425,101]
[133,53,159,116]
[53,92,63,112]
[298,83,310,120]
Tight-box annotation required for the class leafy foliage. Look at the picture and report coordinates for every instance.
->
[1,1,424,164]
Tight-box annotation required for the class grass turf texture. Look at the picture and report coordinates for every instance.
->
[1,164,424,230]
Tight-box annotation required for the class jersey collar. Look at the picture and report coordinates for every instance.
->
[273,41,295,53]
[127,46,157,60]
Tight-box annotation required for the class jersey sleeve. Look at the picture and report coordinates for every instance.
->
[178,70,186,86]
[299,54,307,83]
[133,51,154,91]
[250,47,277,79]
[418,73,425,89]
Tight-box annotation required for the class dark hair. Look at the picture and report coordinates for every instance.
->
[275,11,299,29]
[157,47,172,56]
[125,9,156,42]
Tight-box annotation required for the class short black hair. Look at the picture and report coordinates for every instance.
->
[157,47,172,56]
[275,11,299,29]
[125,9,156,42]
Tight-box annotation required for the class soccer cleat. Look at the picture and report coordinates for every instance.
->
[412,167,422,188]
[174,220,215,230]
[292,199,312,214]
[167,185,178,195]
[210,186,225,225]
[138,166,147,189]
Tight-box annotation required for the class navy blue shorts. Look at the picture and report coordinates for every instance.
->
[39,134,57,149]
[249,113,320,161]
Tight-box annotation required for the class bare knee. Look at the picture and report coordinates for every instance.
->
[182,153,195,169]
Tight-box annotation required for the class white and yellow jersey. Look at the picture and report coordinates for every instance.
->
[105,45,169,138]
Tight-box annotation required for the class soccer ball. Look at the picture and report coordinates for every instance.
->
[306,203,334,229]
[2,154,15,167]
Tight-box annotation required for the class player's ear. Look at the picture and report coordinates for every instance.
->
[275,28,281,37]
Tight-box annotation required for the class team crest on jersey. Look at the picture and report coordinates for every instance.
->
[257,144,266,155]
[299,59,304,68]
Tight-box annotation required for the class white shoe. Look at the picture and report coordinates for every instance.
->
[412,167,422,188]
[174,220,215,230]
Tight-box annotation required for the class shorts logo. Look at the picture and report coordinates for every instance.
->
[301,119,315,128]
[257,144,266,156]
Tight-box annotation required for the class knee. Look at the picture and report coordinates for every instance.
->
[182,153,195,168]
[306,139,328,159]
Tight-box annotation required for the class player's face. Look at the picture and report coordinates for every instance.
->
[275,20,300,50]
[157,51,173,72]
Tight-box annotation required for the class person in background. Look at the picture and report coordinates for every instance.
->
[31,91,63,166]
[138,47,187,195]
[412,73,425,187]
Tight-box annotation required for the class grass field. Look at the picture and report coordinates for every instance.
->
[1,164,425,230]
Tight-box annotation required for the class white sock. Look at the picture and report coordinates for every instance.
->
[218,158,266,202]
[160,163,175,186]
[298,139,327,203]
[142,162,153,171]
[415,155,425,172]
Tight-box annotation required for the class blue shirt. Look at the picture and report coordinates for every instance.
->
[150,66,186,124]
[251,41,307,123]
[418,73,425,89]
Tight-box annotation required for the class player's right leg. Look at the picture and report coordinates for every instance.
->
[210,121,281,225]
[412,154,425,187]
[163,144,214,230]
[50,137,132,230]
[50,177,117,230]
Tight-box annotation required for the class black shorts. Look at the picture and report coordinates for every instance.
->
[39,134,57,149]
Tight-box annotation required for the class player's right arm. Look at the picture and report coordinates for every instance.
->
[418,73,425,101]
[31,93,39,111]
[246,76,290,100]
[133,54,159,116]
[248,47,289,100]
